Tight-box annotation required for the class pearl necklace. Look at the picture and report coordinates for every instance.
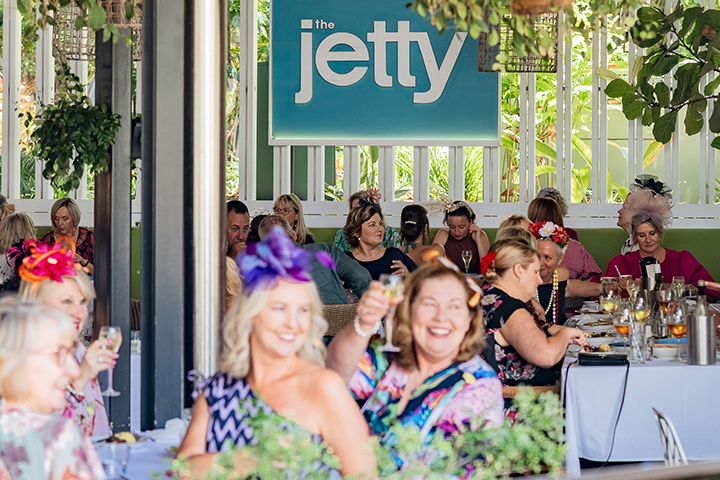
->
[536,269,559,325]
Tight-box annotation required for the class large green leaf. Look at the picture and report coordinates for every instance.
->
[654,82,671,107]
[653,111,678,144]
[87,5,107,30]
[605,78,635,98]
[624,100,647,120]
[709,100,720,133]
[685,103,704,136]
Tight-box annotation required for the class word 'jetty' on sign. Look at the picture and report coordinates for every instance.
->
[295,20,468,105]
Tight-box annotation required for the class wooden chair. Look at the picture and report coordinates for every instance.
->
[131,298,141,331]
[323,303,358,337]
[502,383,561,399]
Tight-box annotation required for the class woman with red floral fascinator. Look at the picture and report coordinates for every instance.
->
[16,239,111,438]
[528,221,606,326]
[479,238,588,397]
[178,227,376,479]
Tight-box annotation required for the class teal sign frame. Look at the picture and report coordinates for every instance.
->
[270,0,501,146]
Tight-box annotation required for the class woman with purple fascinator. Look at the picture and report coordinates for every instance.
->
[177,227,376,478]
[605,191,716,297]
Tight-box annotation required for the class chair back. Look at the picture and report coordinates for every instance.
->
[322,303,357,337]
[653,407,689,467]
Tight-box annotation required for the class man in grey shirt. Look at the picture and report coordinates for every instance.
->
[258,215,371,303]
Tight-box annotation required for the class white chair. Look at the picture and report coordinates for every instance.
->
[652,408,688,467]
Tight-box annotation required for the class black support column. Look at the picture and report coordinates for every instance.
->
[94,28,133,432]
[140,0,192,429]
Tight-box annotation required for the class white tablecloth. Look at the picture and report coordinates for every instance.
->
[125,441,179,479]
[562,357,720,477]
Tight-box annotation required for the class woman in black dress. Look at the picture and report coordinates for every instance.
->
[343,205,417,280]
[480,238,588,387]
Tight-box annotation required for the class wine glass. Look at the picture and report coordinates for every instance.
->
[633,290,651,322]
[599,294,619,314]
[613,307,632,354]
[461,250,472,275]
[99,326,123,397]
[671,276,685,298]
[378,274,403,352]
[626,278,641,299]
[601,277,621,297]
[666,300,686,362]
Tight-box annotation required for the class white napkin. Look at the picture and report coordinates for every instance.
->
[140,418,186,442]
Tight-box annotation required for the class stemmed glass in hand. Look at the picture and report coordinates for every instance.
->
[99,326,122,397]
[461,250,472,275]
[378,274,403,352]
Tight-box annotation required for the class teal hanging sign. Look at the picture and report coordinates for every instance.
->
[269,0,501,146]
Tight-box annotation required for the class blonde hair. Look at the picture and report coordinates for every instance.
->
[0,213,35,253]
[225,256,242,308]
[0,301,76,400]
[392,264,485,371]
[484,239,539,284]
[18,270,96,303]
[497,214,529,233]
[274,194,313,245]
[50,198,82,234]
[495,225,537,249]
[219,281,327,378]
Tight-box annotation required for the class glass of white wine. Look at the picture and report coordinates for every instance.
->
[378,274,403,352]
[626,278,641,299]
[461,250,472,275]
[599,294,619,314]
[99,326,122,397]
[633,291,651,322]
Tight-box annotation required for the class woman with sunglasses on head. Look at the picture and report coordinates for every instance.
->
[0,302,105,479]
[332,187,401,252]
[273,193,315,245]
[17,240,112,438]
[40,198,94,276]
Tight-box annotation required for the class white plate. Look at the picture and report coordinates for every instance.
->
[577,322,614,334]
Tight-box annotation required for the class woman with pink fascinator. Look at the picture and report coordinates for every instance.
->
[604,189,715,293]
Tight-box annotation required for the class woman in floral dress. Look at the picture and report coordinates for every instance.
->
[480,238,588,388]
[0,302,105,480]
[18,240,111,437]
[327,256,504,445]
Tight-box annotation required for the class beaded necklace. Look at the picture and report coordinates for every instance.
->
[536,269,559,324]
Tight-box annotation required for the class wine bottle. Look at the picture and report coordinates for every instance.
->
[653,263,664,291]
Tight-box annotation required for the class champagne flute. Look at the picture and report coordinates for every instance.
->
[626,278,641,299]
[671,276,685,298]
[665,300,686,363]
[99,326,122,397]
[461,250,472,275]
[378,274,403,352]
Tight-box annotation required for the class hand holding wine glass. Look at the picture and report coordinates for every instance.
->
[99,326,122,397]
[378,274,403,352]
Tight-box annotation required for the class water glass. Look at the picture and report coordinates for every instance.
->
[629,327,647,364]
[130,330,141,354]
[97,443,130,480]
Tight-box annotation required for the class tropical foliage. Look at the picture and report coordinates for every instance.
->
[158,388,565,480]
[601,3,720,150]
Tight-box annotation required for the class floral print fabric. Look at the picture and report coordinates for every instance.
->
[62,343,110,437]
[41,227,94,265]
[481,286,556,387]
[332,226,401,252]
[0,401,105,480]
[348,342,504,441]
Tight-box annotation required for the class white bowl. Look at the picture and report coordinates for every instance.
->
[654,344,684,359]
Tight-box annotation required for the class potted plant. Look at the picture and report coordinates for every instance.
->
[25,63,122,194]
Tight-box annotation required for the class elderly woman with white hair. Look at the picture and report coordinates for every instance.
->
[178,227,375,478]
[17,240,112,437]
[0,302,105,479]
[604,190,714,290]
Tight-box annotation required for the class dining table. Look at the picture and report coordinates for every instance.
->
[125,439,180,479]
[562,355,720,478]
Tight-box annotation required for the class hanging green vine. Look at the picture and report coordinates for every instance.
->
[24,63,122,194]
